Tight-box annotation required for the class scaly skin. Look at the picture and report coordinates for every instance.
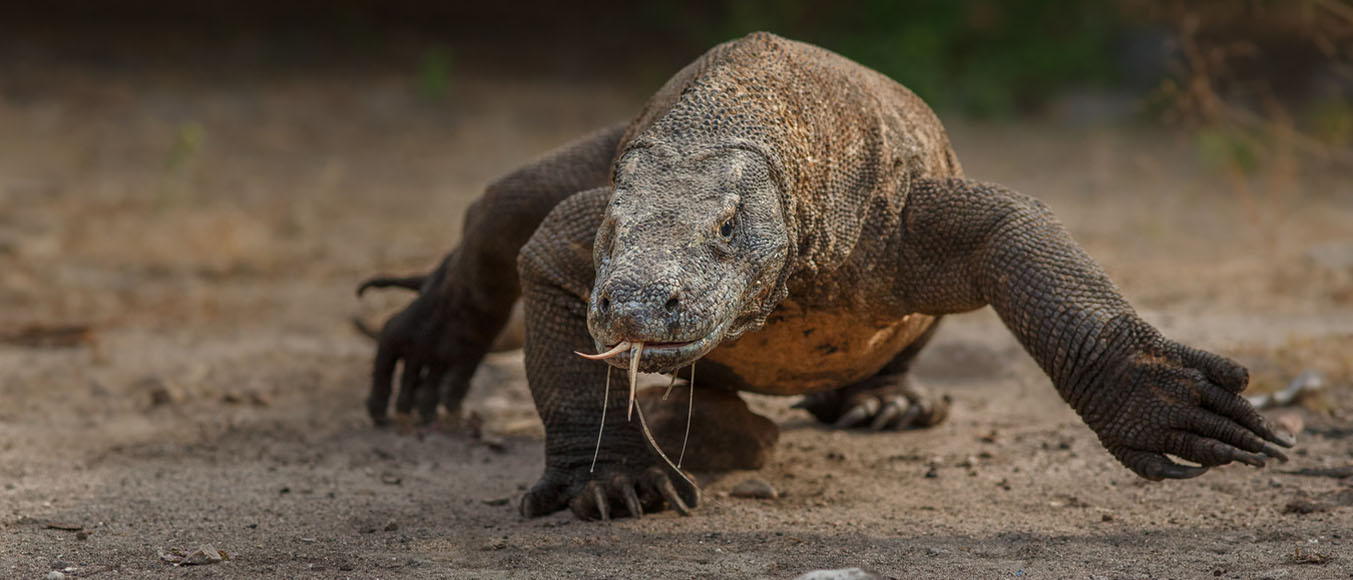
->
[362,32,1293,520]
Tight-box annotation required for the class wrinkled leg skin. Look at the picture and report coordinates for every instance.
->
[518,189,699,520]
[636,385,779,472]
[796,318,951,431]
[361,123,625,425]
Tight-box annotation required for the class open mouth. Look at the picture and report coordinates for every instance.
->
[574,319,732,426]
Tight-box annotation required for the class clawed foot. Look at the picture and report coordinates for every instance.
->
[521,466,700,521]
[1087,339,1295,480]
[358,267,491,426]
[795,375,950,431]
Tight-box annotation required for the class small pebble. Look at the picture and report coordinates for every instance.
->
[181,544,225,565]
[793,568,882,580]
[46,572,65,580]
[730,478,778,499]
[139,376,181,407]
[1275,413,1304,439]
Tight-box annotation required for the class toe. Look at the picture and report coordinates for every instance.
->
[833,398,879,429]
[569,481,610,521]
[640,467,695,516]
[869,397,907,430]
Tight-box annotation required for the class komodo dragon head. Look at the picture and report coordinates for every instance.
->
[584,143,791,374]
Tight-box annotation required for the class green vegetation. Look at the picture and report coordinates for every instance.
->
[644,0,1126,117]
[159,121,207,207]
[418,44,454,101]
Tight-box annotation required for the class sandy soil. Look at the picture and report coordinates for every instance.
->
[2,58,1352,579]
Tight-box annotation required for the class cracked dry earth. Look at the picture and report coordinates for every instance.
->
[2,64,1352,579]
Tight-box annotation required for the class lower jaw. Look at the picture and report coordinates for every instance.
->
[600,323,730,373]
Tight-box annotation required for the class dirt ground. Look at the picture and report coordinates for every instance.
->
[2,53,1353,580]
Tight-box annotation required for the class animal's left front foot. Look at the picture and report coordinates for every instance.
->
[795,375,950,431]
[521,466,699,521]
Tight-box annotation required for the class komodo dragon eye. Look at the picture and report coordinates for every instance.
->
[719,217,735,239]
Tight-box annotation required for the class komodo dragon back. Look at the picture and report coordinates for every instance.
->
[619,32,963,278]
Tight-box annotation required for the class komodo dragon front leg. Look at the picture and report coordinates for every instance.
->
[360,123,625,424]
[894,177,1294,479]
[517,187,700,520]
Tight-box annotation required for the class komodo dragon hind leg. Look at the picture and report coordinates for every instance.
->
[356,274,428,297]
[794,317,951,431]
[796,375,950,431]
[636,383,779,472]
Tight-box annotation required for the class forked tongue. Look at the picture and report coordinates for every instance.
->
[626,342,643,420]
[576,341,699,502]
[574,341,645,421]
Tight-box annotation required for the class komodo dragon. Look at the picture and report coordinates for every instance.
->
[358,32,1293,520]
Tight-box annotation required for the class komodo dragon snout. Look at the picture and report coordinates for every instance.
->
[585,146,790,373]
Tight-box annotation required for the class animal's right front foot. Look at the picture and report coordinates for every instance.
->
[521,466,699,521]
[360,269,490,426]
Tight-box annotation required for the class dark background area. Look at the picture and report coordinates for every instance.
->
[4,0,1350,118]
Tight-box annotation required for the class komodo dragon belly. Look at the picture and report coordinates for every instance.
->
[700,301,935,395]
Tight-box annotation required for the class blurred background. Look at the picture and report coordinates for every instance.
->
[2,0,1350,395]
[1,3,1351,577]
[8,1,1353,119]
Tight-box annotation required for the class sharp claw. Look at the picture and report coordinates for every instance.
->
[622,487,644,519]
[834,399,879,429]
[870,398,907,431]
[892,404,923,431]
[658,476,692,516]
[592,485,610,521]
[1274,431,1297,447]
[1260,441,1290,463]
[1159,463,1209,479]
[519,493,538,518]
[1232,451,1267,468]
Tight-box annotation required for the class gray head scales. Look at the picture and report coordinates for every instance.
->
[584,143,791,373]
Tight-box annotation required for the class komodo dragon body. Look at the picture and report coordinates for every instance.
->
[362,32,1292,520]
